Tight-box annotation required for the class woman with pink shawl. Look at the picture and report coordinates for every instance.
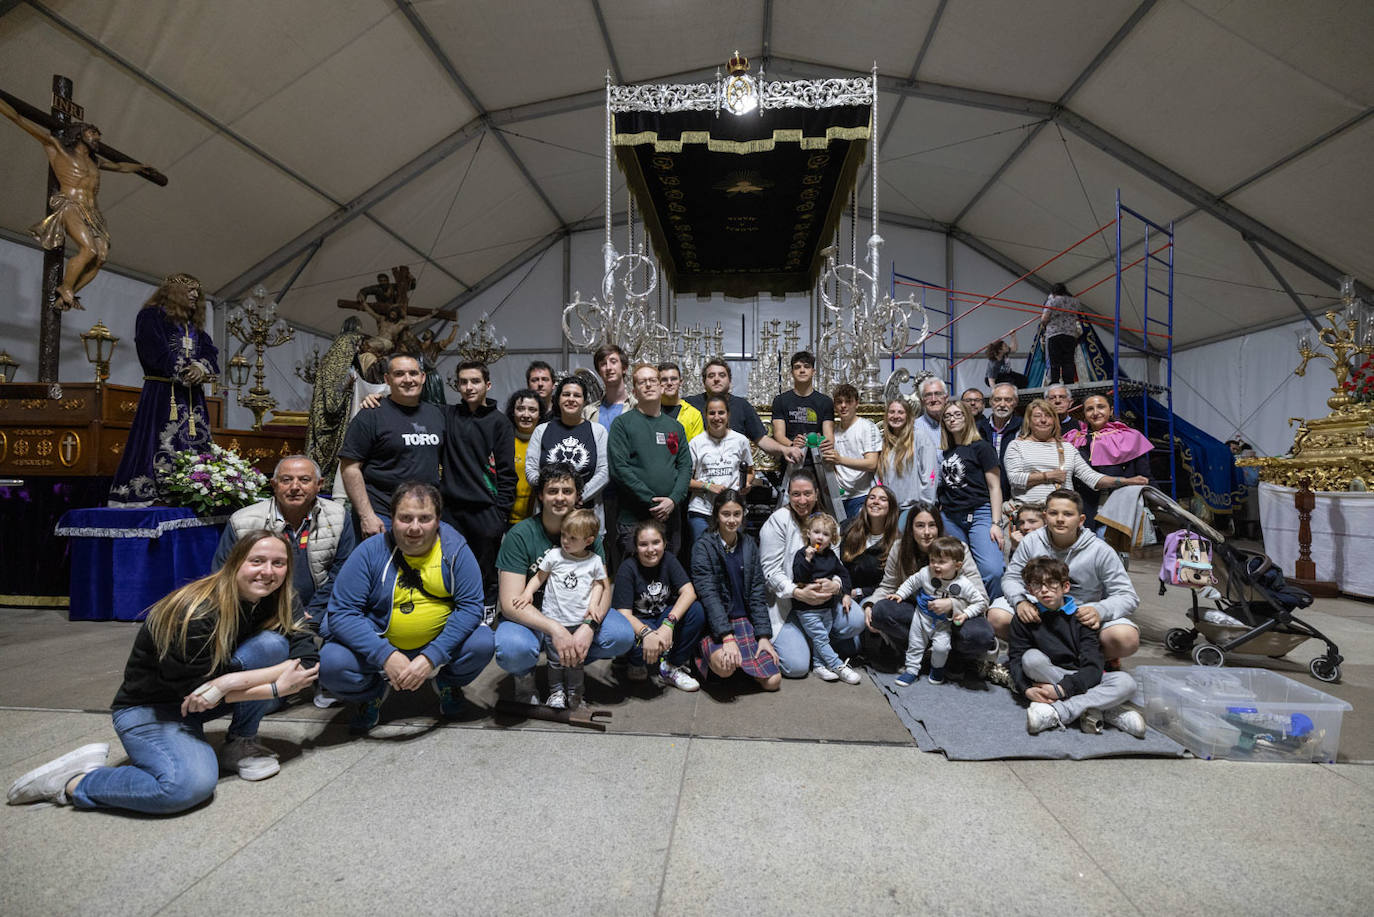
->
[1065,394,1152,521]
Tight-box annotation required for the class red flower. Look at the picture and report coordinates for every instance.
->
[665,431,680,455]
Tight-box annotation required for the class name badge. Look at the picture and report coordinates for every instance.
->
[655,432,666,444]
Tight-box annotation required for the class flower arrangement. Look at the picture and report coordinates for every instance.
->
[158,443,267,515]
[1343,356,1373,404]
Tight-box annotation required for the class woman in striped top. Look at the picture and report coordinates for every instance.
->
[1003,399,1146,507]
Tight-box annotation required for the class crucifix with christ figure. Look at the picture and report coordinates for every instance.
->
[0,75,167,386]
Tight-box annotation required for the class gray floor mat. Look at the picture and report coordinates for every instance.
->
[870,669,1187,760]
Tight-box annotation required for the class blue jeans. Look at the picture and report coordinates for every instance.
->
[319,627,494,702]
[794,605,844,669]
[493,613,635,676]
[842,495,867,520]
[625,600,706,669]
[774,603,865,677]
[688,514,711,543]
[941,505,1004,600]
[71,630,289,814]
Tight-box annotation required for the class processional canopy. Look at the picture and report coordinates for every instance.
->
[610,54,874,298]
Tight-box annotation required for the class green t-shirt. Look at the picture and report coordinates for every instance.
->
[496,517,608,582]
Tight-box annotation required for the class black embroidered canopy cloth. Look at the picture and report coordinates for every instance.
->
[613,103,870,298]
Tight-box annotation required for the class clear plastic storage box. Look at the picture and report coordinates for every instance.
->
[1134,666,1351,763]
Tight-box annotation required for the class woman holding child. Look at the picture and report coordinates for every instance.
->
[691,489,781,691]
[8,531,318,813]
[867,503,999,678]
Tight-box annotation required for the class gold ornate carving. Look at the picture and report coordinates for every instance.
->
[19,399,45,410]
[60,399,86,410]
[15,458,52,466]
[11,428,55,434]
[36,440,53,457]
[119,400,138,414]
[13,439,30,456]
[0,430,7,462]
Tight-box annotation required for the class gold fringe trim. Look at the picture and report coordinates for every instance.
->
[615,125,871,154]
[0,594,70,607]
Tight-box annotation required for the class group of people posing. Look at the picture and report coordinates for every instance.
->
[8,345,1158,816]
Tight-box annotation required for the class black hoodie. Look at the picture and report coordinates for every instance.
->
[441,397,516,512]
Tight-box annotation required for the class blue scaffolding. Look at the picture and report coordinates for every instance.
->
[890,268,953,386]
[1113,191,1177,500]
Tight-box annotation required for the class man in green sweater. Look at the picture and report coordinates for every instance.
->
[608,362,691,560]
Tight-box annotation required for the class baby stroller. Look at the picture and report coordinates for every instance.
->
[1148,490,1344,683]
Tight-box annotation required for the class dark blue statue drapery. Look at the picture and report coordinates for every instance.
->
[109,280,219,506]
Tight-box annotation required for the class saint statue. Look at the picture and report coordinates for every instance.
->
[0,97,158,310]
[305,316,372,481]
[416,323,458,405]
[108,274,219,506]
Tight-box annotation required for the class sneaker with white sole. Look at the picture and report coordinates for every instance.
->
[220,736,280,781]
[432,681,466,720]
[512,673,539,705]
[1026,702,1064,735]
[835,664,862,685]
[1103,705,1147,738]
[313,687,340,709]
[976,659,1014,689]
[894,670,919,687]
[7,743,108,805]
[657,661,701,692]
[626,664,649,682]
[545,684,567,710]
[812,663,840,682]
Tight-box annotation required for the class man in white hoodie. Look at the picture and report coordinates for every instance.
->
[989,488,1140,663]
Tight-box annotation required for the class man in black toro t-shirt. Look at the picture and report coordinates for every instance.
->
[770,350,834,467]
[337,353,444,540]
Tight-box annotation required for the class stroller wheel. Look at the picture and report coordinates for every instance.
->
[1192,643,1224,668]
[1164,628,1195,654]
[1309,657,1341,684]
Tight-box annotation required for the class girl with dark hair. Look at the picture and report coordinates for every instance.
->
[690,489,781,691]
[839,484,900,604]
[526,376,610,524]
[8,531,317,813]
[612,519,706,692]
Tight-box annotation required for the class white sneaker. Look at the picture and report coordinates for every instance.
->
[512,673,539,705]
[220,736,280,781]
[7,743,108,805]
[482,604,497,626]
[812,663,840,682]
[657,661,701,692]
[313,687,340,709]
[835,664,862,685]
[1104,705,1147,739]
[545,684,567,710]
[626,664,649,682]
[1026,702,1064,735]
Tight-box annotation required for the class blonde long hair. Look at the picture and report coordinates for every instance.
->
[1017,398,1064,443]
[880,398,916,476]
[145,530,296,672]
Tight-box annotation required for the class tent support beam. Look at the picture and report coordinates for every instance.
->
[952,0,1156,226]
[1245,238,1322,330]
[589,1,624,84]
[393,0,567,228]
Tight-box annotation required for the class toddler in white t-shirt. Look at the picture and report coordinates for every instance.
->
[512,509,609,709]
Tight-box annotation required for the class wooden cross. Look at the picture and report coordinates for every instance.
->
[0,76,167,390]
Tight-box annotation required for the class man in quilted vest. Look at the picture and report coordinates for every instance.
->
[213,455,358,648]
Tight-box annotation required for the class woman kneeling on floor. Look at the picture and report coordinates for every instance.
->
[690,489,781,691]
[8,531,319,813]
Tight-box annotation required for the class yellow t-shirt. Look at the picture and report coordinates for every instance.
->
[510,435,534,525]
[385,539,451,650]
[667,400,705,441]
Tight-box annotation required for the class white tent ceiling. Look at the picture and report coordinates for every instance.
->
[1,0,1370,349]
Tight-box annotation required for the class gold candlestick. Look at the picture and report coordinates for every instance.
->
[226,286,294,430]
